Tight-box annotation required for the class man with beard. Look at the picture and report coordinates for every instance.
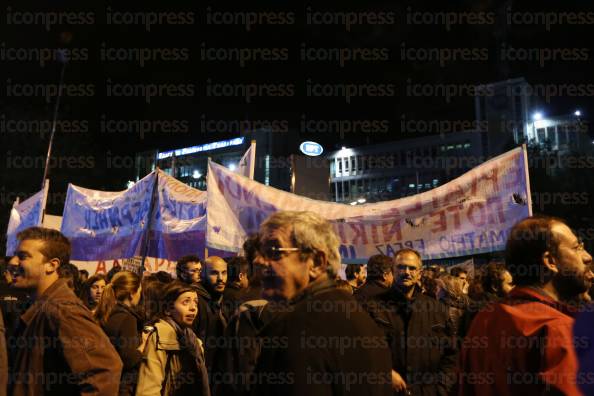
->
[193,255,228,371]
[345,263,366,291]
[251,211,392,396]
[363,248,457,396]
[459,216,593,396]
[175,255,202,285]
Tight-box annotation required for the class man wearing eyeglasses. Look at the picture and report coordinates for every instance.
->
[250,211,393,396]
[459,216,594,396]
[362,248,458,396]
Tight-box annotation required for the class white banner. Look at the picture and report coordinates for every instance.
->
[5,182,49,255]
[207,146,532,261]
[237,140,256,179]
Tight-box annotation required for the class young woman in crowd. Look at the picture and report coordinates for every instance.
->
[80,274,107,313]
[95,271,148,396]
[135,281,210,396]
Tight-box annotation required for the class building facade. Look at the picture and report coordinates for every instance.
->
[135,129,300,191]
[327,131,484,204]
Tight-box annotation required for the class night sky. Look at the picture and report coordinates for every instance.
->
[2,0,594,250]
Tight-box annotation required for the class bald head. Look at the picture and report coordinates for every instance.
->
[202,256,228,295]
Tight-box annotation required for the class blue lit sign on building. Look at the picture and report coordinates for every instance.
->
[158,137,245,160]
[300,141,324,156]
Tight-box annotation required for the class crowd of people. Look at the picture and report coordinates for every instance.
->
[0,211,593,395]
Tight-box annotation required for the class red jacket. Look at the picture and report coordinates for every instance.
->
[458,287,582,396]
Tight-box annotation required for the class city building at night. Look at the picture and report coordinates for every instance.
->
[134,129,322,194]
[327,130,485,204]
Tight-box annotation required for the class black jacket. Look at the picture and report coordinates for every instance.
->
[251,280,393,396]
[192,283,228,371]
[102,303,143,396]
[354,280,390,303]
[363,287,458,396]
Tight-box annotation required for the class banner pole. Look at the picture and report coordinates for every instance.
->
[522,144,533,216]
[40,179,50,225]
[41,51,67,190]
[249,140,256,180]
[140,171,159,275]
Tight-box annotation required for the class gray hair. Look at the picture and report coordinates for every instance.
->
[260,211,341,277]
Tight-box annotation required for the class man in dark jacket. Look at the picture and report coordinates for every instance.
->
[9,227,122,396]
[363,248,457,396]
[251,211,393,396]
[223,256,250,314]
[355,254,394,302]
[193,255,228,371]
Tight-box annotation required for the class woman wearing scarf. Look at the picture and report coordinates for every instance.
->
[136,281,210,396]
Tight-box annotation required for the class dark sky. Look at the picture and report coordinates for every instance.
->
[1,0,594,249]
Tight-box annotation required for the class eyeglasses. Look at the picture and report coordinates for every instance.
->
[259,246,301,261]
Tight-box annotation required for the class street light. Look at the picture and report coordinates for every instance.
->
[532,112,543,121]
[574,110,582,116]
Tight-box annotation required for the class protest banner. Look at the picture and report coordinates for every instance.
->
[207,146,532,261]
[61,172,157,261]
[5,182,49,255]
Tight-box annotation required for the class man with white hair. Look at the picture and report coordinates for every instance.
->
[251,211,392,396]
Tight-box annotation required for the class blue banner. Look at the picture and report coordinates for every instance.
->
[5,183,48,255]
[61,173,156,261]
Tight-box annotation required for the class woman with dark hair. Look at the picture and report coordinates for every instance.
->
[80,274,107,313]
[141,275,167,325]
[468,261,514,302]
[136,281,210,396]
[459,262,514,337]
[95,271,147,396]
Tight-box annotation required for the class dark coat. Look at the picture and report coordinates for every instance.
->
[251,280,393,396]
[192,283,228,371]
[10,279,123,396]
[354,280,390,303]
[438,295,469,337]
[102,303,143,396]
[0,307,7,396]
[363,287,458,396]
[222,283,247,317]
[212,299,277,396]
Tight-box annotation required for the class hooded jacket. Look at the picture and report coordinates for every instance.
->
[459,286,583,396]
